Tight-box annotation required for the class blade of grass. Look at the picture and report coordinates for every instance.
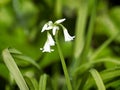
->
[80,0,97,63]
[73,58,120,76]
[77,72,89,90]
[54,0,62,18]
[13,55,41,70]
[90,25,120,60]
[101,68,120,82]
[74,0,89,59]
[89,68,106,90]
[9,48,41,70]
[30,78,39,90]
[85,68,120,89]
[106,79,120,88]
[24,76,35,90]
[2,48,29,90]
[39,74,48,90]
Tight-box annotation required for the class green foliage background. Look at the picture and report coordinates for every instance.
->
[1,0,120,90]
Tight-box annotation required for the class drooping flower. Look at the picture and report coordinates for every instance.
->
[40,18,75,53]
[40,40,51,52]
[47,32,55,46]
[41,19,66,35]
[41,21,53,32]
[40,32,55,52]
[63,28,75,42]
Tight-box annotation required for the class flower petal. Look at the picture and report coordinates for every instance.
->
[41,24,48,32]
[52,26,59,35]
[47,32,55,46]
[46,21,53,30]
[41,21,53,32]
[55,18,66,24]
[43,41,51,52]
[63,28,75,41]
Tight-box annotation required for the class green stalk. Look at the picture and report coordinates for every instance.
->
[55,33,72,90]
[54,0,62,18]
[74,0,89,60]
[80,0,96,63]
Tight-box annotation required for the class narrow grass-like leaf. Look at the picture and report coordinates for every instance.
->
[13,55,41,70]
[89,68,106,90]
[74,0,89,59]
[31,78,39,90]
[9,48,41,70]
[54,0,62,18]
[101,68,120,82]
[80,0,96,63]
[25,76,39,90]
[85,68,120,89]
[9,48,22,54]
[90,29,120,60]
[39,74,48,90]
[106,79,120,88]
[73,58,120,76]
[2,48,29,90]
[24,76,35,90]
[77,72,89,90]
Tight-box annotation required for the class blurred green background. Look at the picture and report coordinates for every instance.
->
[0,0,120,90]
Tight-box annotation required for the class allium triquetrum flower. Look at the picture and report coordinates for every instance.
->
[41,18,66,35]
[63,28,75,42]
[40,32,55,52]
[40,18,75,53]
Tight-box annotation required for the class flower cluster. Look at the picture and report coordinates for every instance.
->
[40,18,75,52]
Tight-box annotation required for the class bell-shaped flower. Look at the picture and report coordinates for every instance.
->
[40,40,51,52]
[63,28,75,42]
[41,21,53,32]
[40,32,55,52]
[47,32,55,46]
[41,19,66,35]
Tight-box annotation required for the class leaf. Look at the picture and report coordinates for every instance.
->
[39,74,48,90]
[25,76,38,90]
[89,68,106,90]
[85,67,120,89]
[90,31,120,60]
[9,48,41,70]
[13,54,41,70]
[2,48,29,90]
[74,0,89,59]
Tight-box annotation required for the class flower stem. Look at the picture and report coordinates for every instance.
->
[55,33,72,90]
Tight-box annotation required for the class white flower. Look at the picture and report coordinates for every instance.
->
[47,32,55,46]
[40,32,55,52]
[40,40,51,52]
[52,26,59,35]
[41,19,66,35]
[63,28,75,41]
[40,18,75,53]
[41,21,53,32]
[55,18,66,24]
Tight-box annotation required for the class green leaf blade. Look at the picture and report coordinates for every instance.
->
[89,68,106,90]
[2,48,29,90]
